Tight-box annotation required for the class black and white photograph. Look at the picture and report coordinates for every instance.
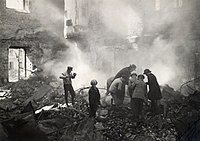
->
[0,0,200,140]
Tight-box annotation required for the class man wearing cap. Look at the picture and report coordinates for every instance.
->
[60,66,77,106]
[143,69,162,115]
[109,75,127,105]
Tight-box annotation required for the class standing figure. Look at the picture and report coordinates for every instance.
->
[143,69,162,115]
[88,79,101,118]
[129,74,147,120]
[109,75,127,105]
[60,66,76,107]
[128,72,138,98]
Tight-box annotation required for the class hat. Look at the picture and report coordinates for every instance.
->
[143,69,151,74]
[130,64,136,69]
[90,79,98,85]
[130,72,137,76]
[67,66,73,70]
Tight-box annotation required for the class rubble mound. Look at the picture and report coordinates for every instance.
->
[1,76,64,111]
[1,80,200,141]
[99,106,177,141]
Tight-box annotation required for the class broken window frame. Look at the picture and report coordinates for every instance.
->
[6,0,30,13]
[174,0,183,8]
[155,0,161,11]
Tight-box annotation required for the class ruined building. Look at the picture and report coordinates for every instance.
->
[140,0,200,86]
[0,0,64,85]
[64,0,200,86]
[0,0,199,87]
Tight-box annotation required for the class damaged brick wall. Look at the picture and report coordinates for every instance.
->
[0,0,42,85]
[0,42,8,85]
[0,0,65,85]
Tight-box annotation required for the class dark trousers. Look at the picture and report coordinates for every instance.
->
[131,98,144,119]
[89,104,98,117]
[64,84,75,106]
[111,92,124,106]
[150,100,159,115]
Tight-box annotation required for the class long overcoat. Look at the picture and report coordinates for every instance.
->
[146,73,162,100]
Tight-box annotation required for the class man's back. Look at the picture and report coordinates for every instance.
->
[114,67,130,80]
[109,78,122,94]
[89,87,100,105]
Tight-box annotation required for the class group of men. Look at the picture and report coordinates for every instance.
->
[107,64,162,119]
[60,64,162,118]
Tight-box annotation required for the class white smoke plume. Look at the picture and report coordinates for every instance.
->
[42,41,107,89]
[31,0,196,90]
[99,0,143,37]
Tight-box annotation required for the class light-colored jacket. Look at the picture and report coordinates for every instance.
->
[131,80,147,100]
[109,78,123,94]
[60,72,75,84]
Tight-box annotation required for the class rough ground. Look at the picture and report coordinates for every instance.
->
[0,76,200,141]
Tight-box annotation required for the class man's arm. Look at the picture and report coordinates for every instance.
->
[59,75,66,79]
[60,73,67,79]
[130,81,137,89]
[97,89,101,105]
[117,82,122,91]
[70,73,77,79]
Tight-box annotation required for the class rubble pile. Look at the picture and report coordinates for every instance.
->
[38,107,87,141]
[0,76,64,110]
[166,90,200,140]
[92,85,200,141]
[96,106,176,141]
[1,78,200,141]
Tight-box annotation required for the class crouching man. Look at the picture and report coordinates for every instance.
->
[60,66,76,107]
[109,75,127,106]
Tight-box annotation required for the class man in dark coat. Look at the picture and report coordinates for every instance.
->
[106,64,136,93]
[144,69,162,115]
[114,64,136,85]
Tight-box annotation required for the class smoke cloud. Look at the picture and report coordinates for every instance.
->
[31,0,196,90]
[42,41,107,89]
[99,0,143,37]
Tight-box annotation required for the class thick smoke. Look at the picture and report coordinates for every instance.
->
[32,0,195,89]
[99,0,143,37]
[31,0,64,36]
[92,0,195,88]
[43,41,107,89]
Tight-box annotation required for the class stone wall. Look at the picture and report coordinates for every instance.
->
[0,0,65,85]
[0,42,8,85]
